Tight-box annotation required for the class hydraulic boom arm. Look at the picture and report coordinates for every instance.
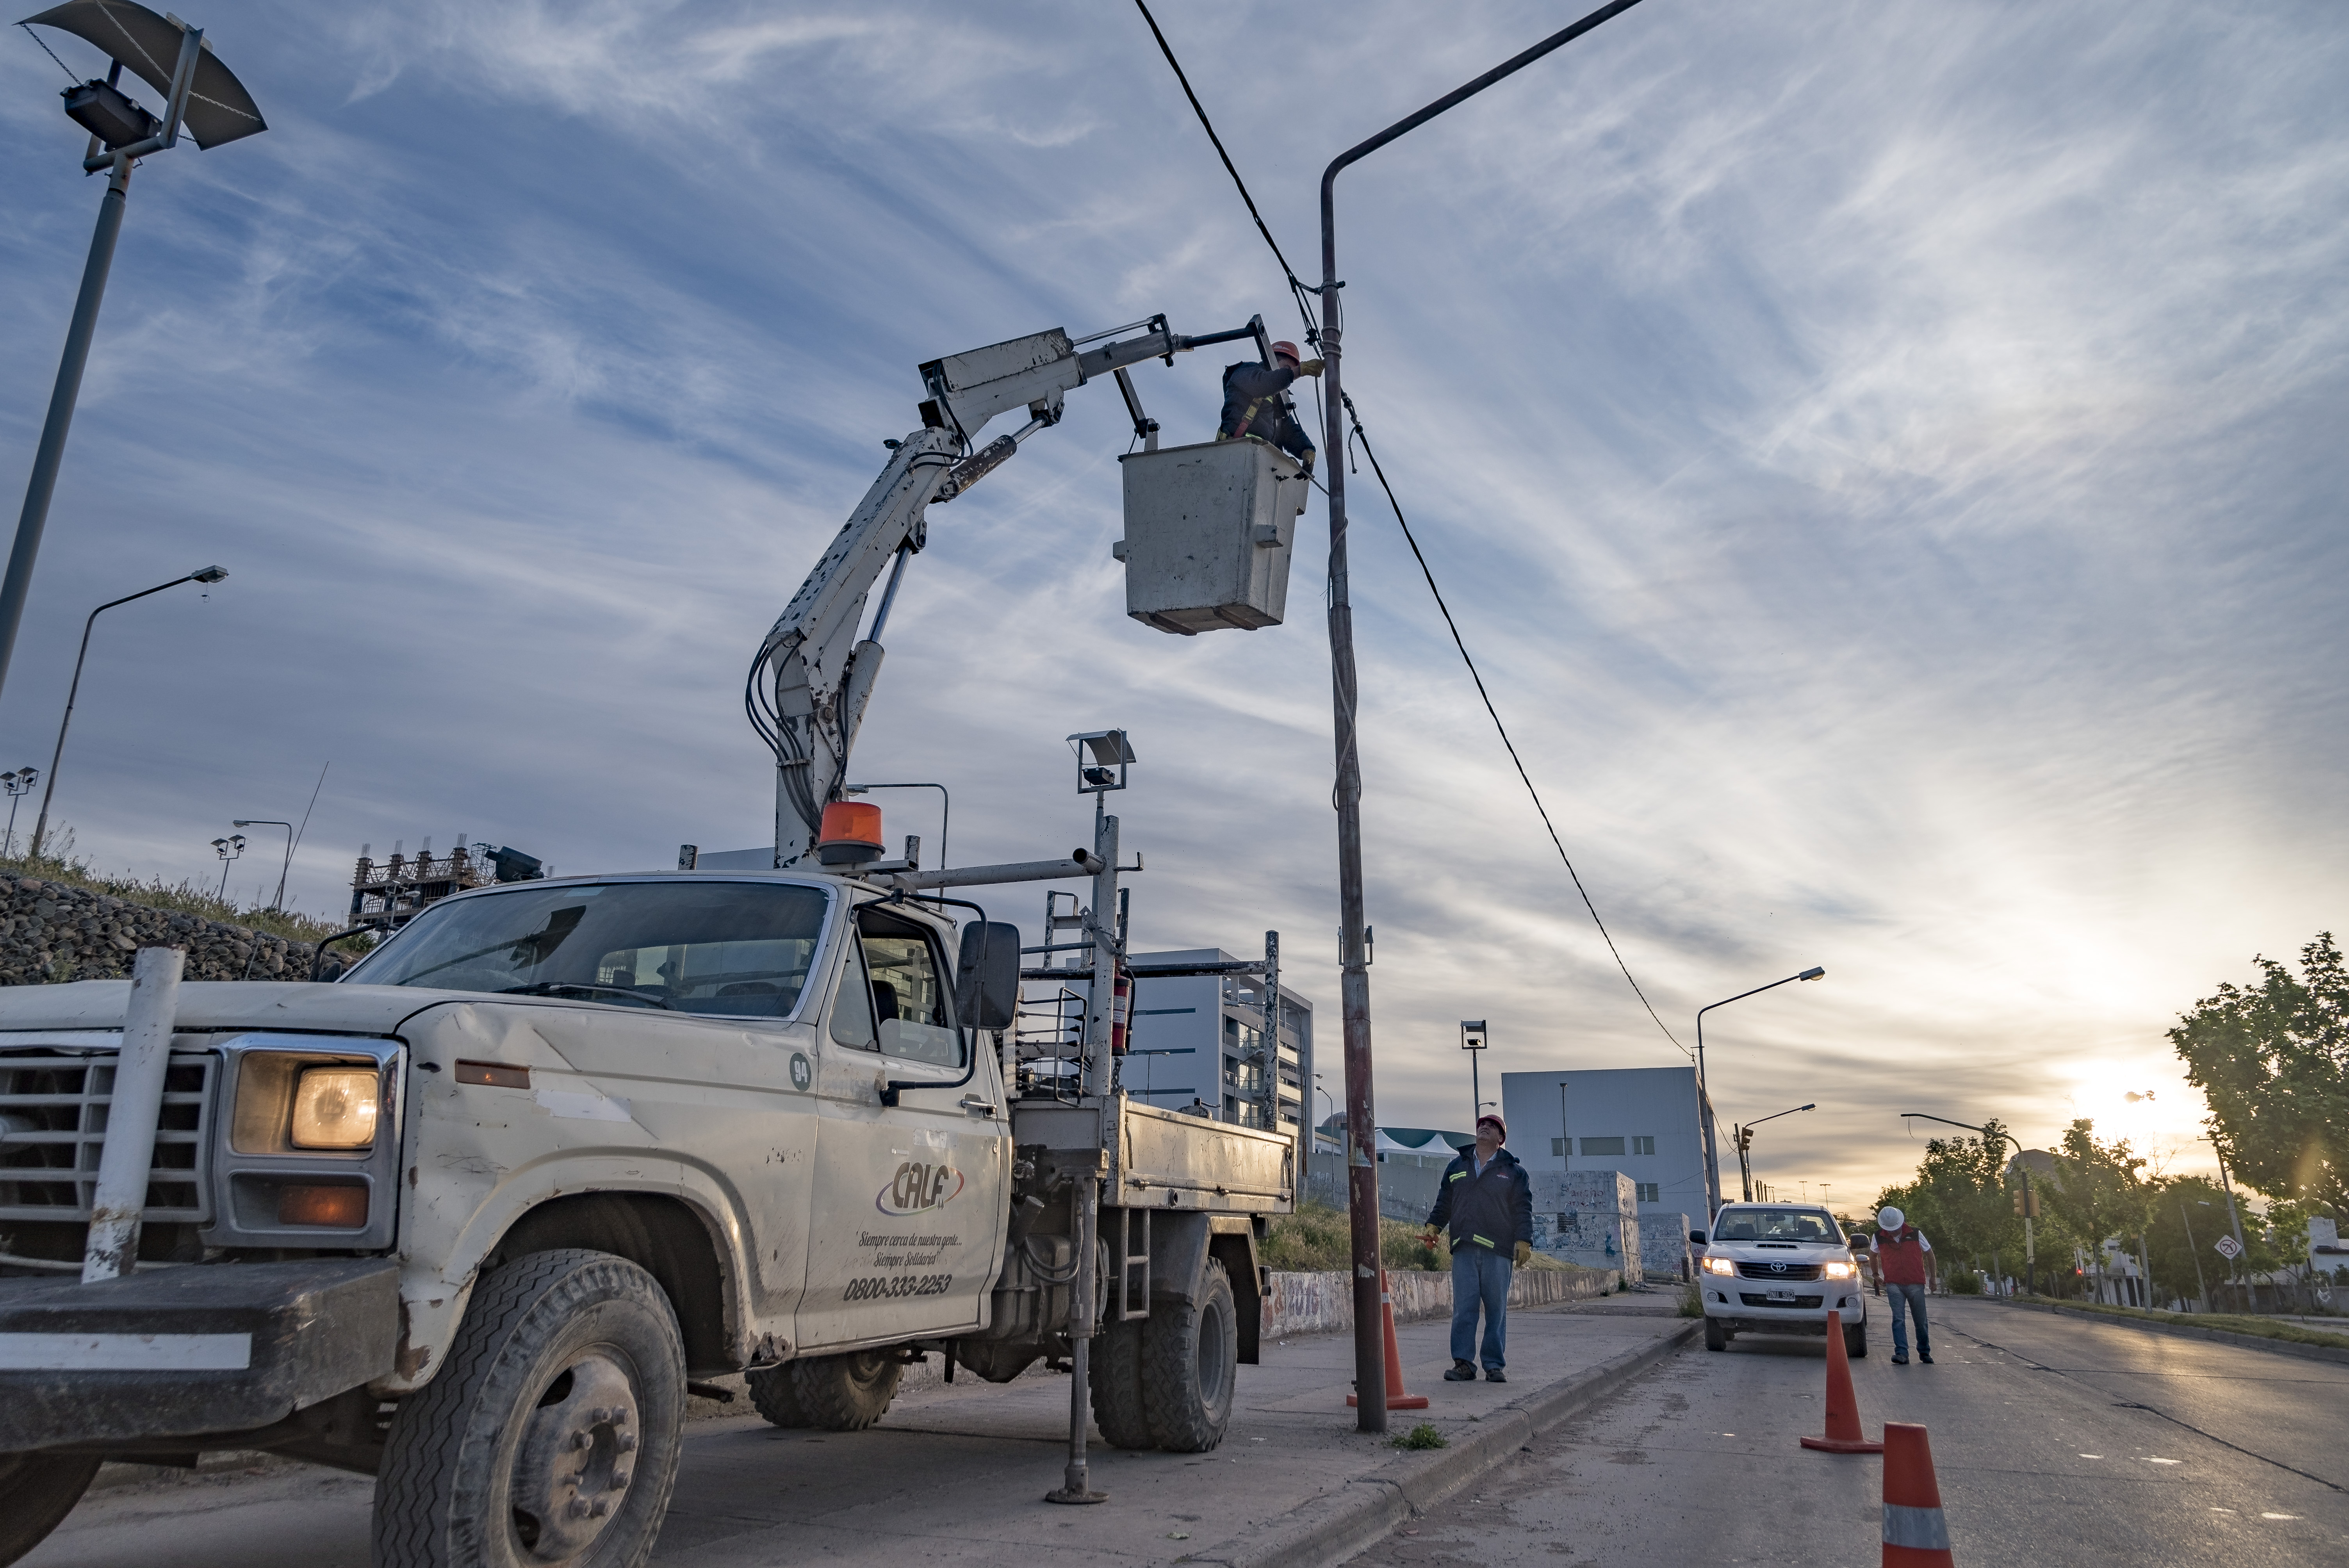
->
[747,314,1269,867]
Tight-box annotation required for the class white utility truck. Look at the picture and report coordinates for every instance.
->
[0,312,1309,1566]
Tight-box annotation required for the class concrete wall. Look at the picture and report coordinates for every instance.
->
[1639,1213,1694,1282]
[1531,1169,1642,1278]
[0,877,353,986]
[1304,1149,1447,1222]
[1261,1263,1619,1337]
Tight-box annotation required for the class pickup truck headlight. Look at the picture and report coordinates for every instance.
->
[1702,1254,1736,1276]
[1823,1260,1855,1279]
[291,1066,379,1149]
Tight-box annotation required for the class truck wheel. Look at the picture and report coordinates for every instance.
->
[373,1248,686,1568]
[0,1451,101,1567]
[1142,1258,1236,1452]
[743,1366,811,1428]
[1089,1318,1153,1450]
[789,1349,901,1431]
[1845,1319,1867,1359]
[1704,1317,1728,1351]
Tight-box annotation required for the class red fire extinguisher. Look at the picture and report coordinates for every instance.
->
[1110,962,1132,1055]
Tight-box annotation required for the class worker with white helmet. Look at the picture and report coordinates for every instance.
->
[1216,340,1322,472]
[1872,1205,1937,1365]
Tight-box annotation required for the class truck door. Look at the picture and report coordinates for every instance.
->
[798,902,1009,1352]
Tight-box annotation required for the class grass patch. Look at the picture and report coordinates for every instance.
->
[1679,1283,1704,1318]
[1390,1422,1447,1450]
[0,830,358,948]
[1264,1200,1583,1274]
[2035,1299,2349,1351]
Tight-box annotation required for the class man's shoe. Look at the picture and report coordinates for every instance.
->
[1443,1361,1477,1381]
[1891,1353,1909,1365]
[1919,1352,1934,1364]
[1485,1368,1507,1383]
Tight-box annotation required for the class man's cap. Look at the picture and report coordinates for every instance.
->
[1877,1205,1904,1230]
[1475,1113,1506,1140]
[1270,340,1301,363]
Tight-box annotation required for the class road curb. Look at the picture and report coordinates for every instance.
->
[1986,1297,2349,1366]
[1198,1318,1699,1568]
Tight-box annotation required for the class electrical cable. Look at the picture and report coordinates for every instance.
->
[1133,0,1692,1061]
[1341,392,1691,1060]
[18,21,79,81]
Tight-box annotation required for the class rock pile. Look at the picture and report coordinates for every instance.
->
[0,878,358,987]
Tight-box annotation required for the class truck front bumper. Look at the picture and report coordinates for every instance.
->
[0,1258,398,1453]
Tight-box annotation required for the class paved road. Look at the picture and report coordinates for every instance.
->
[1342,1297,2349,1567]
[20,1294,1684,1567]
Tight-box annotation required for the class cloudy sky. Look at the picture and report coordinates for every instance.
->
[4,1,2342,1208]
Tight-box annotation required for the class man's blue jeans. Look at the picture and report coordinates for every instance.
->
[1450,1246,1512,1370]
[1886,1283,1931,1358]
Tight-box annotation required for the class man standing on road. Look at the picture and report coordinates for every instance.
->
[1425,1113,1533,1383]
[1872,1205,1937,1365]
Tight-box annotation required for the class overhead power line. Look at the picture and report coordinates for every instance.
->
[1132,1,1691,1060]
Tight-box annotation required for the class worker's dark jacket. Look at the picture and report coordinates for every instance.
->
[1427,1147,1533,1255]
[1218,361,1316,467]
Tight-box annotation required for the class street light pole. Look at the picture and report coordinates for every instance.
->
[1900,1111,2038,1296]
[1695,967,1825,1214]
[1317,0,1649,1434]
[27,567,226,860]
[233,819,293,910]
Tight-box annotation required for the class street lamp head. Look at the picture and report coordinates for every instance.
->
[1798,1103,1816,1112]
[1797,966,1825,981]
[1460,1020,1488,1052]
[191,565,227,584]
[25,3,267,152]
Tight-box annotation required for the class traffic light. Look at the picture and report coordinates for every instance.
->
[1737,1127,1754,1152]
[2011,1185,2039,1217]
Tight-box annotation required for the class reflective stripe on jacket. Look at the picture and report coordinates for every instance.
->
[1426,1147,1533,1254]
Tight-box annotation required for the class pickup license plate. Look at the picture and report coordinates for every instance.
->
[1766,1290,1797,1303]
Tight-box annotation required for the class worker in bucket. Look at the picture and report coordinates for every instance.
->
[1424,1112,1534,1383]
[1872,1205,1938,1364]
[1217,340,1322,472]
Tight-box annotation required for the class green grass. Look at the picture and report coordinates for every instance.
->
[2036,1298,2349,1351]
[0,830,358,948]
[1262,1200,1580,1274]
[1391,1422,1447,1450]
[1679,1283,1704,1318]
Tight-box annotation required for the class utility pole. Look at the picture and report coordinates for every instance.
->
[1317,0,1649,1434]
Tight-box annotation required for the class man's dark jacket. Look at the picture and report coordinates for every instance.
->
[1426,1146,1534,1255]
[1218,361,1317,467]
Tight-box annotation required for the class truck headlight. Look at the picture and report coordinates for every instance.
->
[1823,1260,1855,1279]
[291,1066,379,1149]
[1702,1255,1736,1276]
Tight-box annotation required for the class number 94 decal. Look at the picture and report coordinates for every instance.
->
[844,1273,953,1302]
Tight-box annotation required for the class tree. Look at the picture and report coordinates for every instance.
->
[1873,1119,2027,1284]
[2170,932,2349,1217]
[2039,1120,2149,1303]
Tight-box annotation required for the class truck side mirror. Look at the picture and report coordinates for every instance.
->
[955,921,1021,1031]
[1688,1229,1707,1245]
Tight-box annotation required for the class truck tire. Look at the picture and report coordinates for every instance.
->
[1089,1318,1153,1450]
[0,1451,100,1567]
[1845,1318,1867,1359]
[1705,1317,1728,1351]
[743,1366,812,1428]
[373,1248,686,1568]
[788,1349,901,1431]
[1142,1258,1236,1452]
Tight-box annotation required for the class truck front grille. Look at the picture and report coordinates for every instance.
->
[1739,1292,1825,1309]
[0,1049,216,1223]
[1736,1260,1823,1281]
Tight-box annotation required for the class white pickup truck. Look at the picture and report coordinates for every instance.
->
[0,862,1293,1566]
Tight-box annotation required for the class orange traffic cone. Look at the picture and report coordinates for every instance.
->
[1800,1309,1884,1453]
[1880,1422,1954,1564]
[1346,1269,1431,1410]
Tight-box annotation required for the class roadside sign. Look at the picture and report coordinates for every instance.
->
[2213,1233,2243,1260]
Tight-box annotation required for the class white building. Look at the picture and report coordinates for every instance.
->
[1501,1066,1716,1224]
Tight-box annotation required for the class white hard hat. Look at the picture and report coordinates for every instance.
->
[1877,1206,1904,1230]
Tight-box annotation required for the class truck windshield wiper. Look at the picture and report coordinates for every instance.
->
[498,982,674,1010]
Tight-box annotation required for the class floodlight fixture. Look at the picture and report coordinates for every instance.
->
[1067,729,1135,795]
[2,4,265,707]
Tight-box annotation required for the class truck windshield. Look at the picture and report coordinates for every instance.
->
[1711,1208,1841,1243]
[344,880,830,1020]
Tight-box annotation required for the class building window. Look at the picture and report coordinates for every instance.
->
[1636,1182,1659,1203]
[1579,1137,1625,1156]
[1632,1135,1655,1156]
[1551,1137,1567,1156]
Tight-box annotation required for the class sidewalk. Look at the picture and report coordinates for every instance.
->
[27,1294,1693,1568]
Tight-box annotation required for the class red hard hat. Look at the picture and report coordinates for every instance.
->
[1270,340,1301,363]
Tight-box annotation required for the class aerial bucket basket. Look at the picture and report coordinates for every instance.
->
[1114,438,1307,636]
